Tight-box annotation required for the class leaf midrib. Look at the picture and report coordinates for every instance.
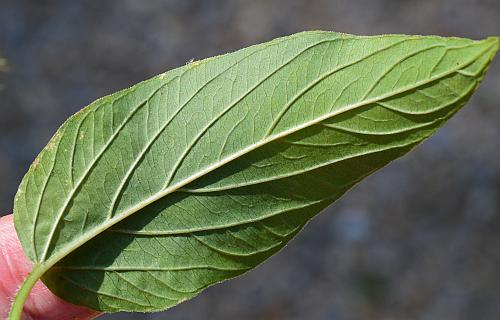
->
[180,78,480,194]
[35,39,495,278]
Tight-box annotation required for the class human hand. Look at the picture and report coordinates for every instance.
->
[0,214,101,320]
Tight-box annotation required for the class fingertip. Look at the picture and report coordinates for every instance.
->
[0,214,101,320]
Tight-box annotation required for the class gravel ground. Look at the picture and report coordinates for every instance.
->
[1,1,499,319]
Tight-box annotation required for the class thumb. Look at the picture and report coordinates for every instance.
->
[0,214,101,320]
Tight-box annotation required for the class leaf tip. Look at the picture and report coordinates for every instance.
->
[484,36,499,54]
[493,36,499,50]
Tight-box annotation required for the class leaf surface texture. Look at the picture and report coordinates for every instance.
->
[14,31,498,312]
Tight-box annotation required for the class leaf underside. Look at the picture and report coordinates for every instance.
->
[14,31,498,312]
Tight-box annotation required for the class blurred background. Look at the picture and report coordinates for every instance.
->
[0,0,499,319]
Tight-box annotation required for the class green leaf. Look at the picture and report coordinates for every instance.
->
[13,31,498,313]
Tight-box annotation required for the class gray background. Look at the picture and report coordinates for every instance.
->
[1,0,499,319]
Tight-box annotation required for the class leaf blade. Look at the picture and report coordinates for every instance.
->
[13,31,498,312]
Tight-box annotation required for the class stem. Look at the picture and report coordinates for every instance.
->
[8,264,46,320]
